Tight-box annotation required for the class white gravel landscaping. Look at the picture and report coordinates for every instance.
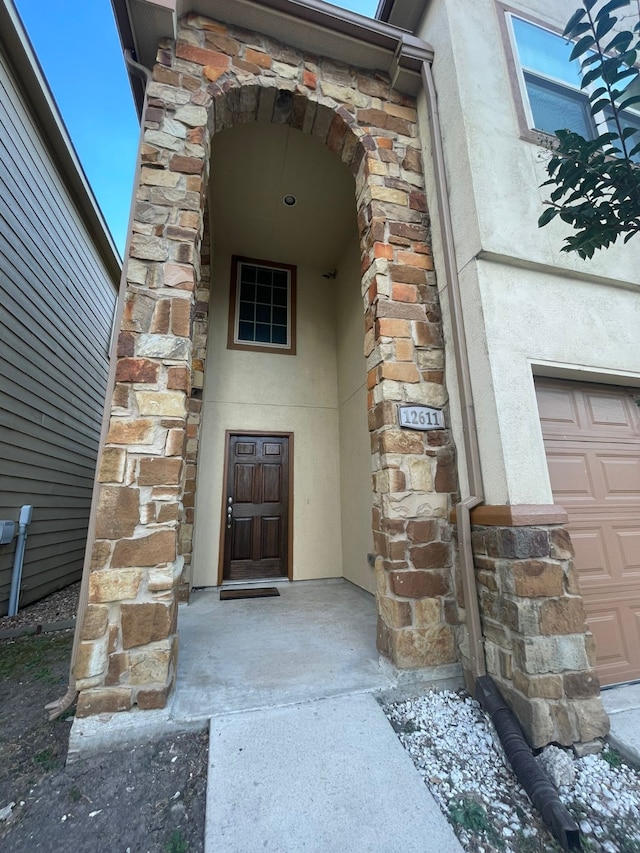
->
[383,690,640,853]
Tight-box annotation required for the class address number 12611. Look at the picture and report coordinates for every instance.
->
[398,405,444,431]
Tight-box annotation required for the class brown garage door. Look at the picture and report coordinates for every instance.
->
[536,379,640,686]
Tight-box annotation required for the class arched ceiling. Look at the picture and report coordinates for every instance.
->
[209,122,358,270]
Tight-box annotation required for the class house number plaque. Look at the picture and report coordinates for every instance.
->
[398,405,444,431]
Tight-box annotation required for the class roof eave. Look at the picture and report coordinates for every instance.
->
[113,0,434,119]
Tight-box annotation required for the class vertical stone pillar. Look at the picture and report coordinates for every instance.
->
[473,519,609,748]
[178,205,211,600]
[352,123,460,671]
[73,44,210,715]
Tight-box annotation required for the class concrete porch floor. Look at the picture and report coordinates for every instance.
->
[68,577,463,756]
[68,579,640,767]
[171,577,462,722]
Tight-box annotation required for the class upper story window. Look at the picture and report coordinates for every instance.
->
[511,15,594,137]
[505,10,640,153]
[227,256,297,355]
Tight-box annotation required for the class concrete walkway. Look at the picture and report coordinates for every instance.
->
[601,682,640,765]
[206,693,463,852]
[179,580,464,850]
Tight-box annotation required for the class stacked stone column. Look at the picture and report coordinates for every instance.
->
[473,521,609,748]
[74,40,210,715]
[358,196,460,668]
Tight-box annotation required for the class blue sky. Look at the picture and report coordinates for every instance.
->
[14,0,379,258]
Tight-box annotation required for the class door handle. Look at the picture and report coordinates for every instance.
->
[227,497,233,529]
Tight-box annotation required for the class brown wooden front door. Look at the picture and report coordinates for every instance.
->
[222,434,290,581]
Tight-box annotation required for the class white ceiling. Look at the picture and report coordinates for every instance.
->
[209,123,358,270]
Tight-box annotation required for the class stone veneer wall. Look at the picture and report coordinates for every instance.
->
[473,522,609,748]
[73,13,461,717]
[179,204,210,600]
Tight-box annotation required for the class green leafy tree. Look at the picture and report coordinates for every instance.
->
[538,0,640,258]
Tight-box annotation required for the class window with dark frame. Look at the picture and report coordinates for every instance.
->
[505,10,640,159]
[227,256,297,355]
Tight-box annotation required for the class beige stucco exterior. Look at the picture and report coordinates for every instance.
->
[476,262,640,504]
[415,0,640,504]
[192,123,373,589]
[193,236,374,588]
[193,251,343,585]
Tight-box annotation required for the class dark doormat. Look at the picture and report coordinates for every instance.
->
[219,587,281,601]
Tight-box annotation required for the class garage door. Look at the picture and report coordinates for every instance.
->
[536,379,640,686]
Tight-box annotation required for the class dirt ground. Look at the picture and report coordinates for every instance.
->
[0,628,208,852]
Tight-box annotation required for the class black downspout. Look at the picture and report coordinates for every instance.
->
[476,677,581,851]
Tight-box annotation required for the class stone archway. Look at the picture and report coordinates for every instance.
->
[74,13,460,716]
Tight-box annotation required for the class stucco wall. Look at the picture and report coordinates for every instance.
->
[192,233,377,588]
[192,248,344,585]
[415,0,640,504]
[336,236,375,593]
[419,0,640,282]
[477,260,640,504]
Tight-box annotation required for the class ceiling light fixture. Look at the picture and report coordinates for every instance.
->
[283,194,297,206]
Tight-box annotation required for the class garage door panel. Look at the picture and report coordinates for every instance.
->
[564,517,640,589]
[598,455,640,499]
[536,378,640,686]
[584,391,640,437]
[569,527,610,584]
[586,607,628,665]
[537,386,582,430]
[548,447,640,507]
[613,526,640,577]
[545,451,597,504]
[584,595,640,685]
